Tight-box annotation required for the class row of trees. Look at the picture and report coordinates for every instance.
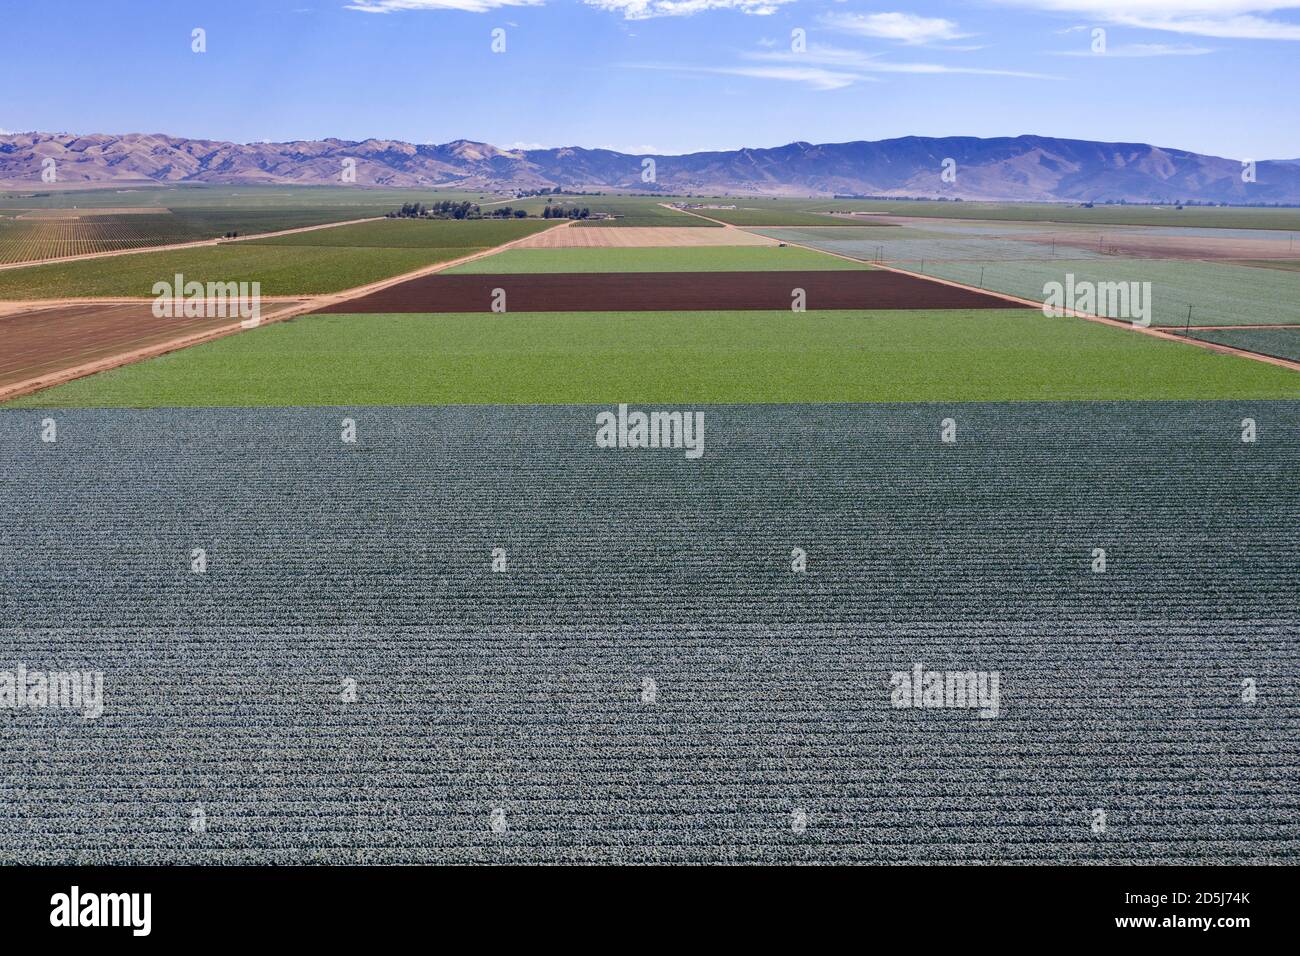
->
[388,200,529,220]
[541,206,592,219]
[388,200,480,219]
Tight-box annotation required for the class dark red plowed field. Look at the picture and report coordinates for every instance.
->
[315,271,1023,314]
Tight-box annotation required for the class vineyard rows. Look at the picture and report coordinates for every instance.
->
[0,215,199,264]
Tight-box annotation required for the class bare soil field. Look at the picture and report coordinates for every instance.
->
[0,300,307,392]
[512,225,776,248]
[316,270,1025,314]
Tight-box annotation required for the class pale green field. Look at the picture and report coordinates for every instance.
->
[888,258,1300,327]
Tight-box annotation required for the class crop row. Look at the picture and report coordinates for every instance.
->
[0,215,200,263]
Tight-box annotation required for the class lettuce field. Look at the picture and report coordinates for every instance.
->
[1,402,1296,863]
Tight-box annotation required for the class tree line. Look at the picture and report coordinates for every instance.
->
[387,200,528,220]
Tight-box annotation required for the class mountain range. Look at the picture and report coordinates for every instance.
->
[3,131,1298,204]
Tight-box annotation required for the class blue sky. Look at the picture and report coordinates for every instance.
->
[3,0,1298,158]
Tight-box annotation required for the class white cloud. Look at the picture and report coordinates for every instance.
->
[584,0,796,18]
[821,11,973,44]
[711,65,869,88]
[345,0,542,12]
[748,43,1058,79]
[1054,41,1215,53]
[995,2,1300,39]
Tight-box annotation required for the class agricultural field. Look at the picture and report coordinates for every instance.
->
[0,300,310,391]
[0,183,495,213]
[1178,328,1300,363]
[676,205,861,227]
[0,213,202,264]
[762,224,1300,327]
[511,225,774,248]
[319,271,1019,313]
[1235,259,1300,272]
[758,222,1300,263]
[0,245,480,299]
[442,246,869,274]
[506,194,720,227]
[0,185,510,264]
[760,227,1108,265]
[0,218,550,299]
[244,217,557,249]
[885,259,1300,327]
[1,402,1296,863]
[11,309,1300,408]
[756,197,1300,231]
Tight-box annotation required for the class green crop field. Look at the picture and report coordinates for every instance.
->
[0,185,515,262]
[1180,328,1300,363]
[0,183,497,212]
[0,244,484,299]
[245,217,558,248]
[504,195,720,227]
[652,194,1300,230]
[10,309,1297,408]
[442,245,871,273]
[0,217,550,298]
[789,199,1300,231]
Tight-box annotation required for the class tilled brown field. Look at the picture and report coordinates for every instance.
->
[316,270,1024,314]
[0,301,306,392]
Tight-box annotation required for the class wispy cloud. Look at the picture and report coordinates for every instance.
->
[821,11,973,45]
[995,2,1300,40]
[627,61,871,90]
[584,0,796,18]
[345,0,541,12]
[1054,41,1215,55]
[625,42,1058,90]
[749,43,1058,80]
